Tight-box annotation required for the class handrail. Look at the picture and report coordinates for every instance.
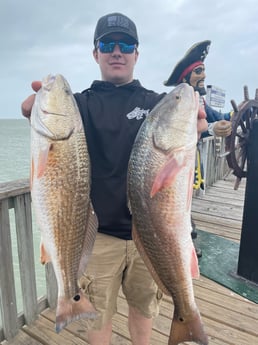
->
[0,179,57,342]
[195,136,230,195]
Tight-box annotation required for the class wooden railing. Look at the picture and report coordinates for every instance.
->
[0,179,57,342]
[0,136,229,342]
[198,136,230,191]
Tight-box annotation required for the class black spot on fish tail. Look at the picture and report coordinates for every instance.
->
[73,294,80,302]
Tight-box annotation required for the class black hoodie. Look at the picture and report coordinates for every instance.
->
[74,80,165,240]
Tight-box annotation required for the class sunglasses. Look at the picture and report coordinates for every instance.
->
[98,41,136,54]
[192,67,205,75]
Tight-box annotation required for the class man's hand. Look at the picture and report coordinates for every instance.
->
[213,120,232,137]
[21,81,42,119]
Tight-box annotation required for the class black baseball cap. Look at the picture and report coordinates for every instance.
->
[94,13,139,45]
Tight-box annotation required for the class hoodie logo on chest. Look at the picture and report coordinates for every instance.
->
[126,107,150,120]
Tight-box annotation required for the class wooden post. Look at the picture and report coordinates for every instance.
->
[237,119,258,283]
[45,263,58,309]
[0,199,19,340]
[14,193,38,324]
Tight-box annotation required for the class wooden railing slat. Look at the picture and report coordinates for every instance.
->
[14,193,38,325]
[45,263,58,309]
[0,199,19,340]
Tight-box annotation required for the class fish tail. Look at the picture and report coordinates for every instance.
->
[55,291,97,333]
[169,310,208,345]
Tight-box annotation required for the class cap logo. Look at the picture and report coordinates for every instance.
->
[107,15,130,29]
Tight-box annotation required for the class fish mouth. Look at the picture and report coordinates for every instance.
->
[32,108,74,140]
[41,108,67,117]
[31,74,76,140]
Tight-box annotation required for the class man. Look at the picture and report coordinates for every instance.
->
[164,40,232,255]
[22,13,208,345]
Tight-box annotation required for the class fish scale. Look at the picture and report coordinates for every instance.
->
[30,74,98,333]
[128,83,209,345]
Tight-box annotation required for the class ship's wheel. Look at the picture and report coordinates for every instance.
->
[225,86,258,190]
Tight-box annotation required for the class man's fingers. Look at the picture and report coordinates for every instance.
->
[31,81,42,92]
[21,94,36,118]
[21,81,42,118]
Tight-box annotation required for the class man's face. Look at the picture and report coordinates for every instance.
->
[188,63,206,96]
[93,33,139,85]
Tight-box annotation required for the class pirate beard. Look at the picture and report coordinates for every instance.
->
[194,81,206,96]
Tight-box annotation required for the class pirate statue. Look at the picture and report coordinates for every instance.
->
[164,40,232,257]
[164,40,232,136]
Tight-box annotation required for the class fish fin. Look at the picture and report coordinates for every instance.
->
[37,144,51,178]
[169,309,208,345]
[150,153,185,197]
[40,240,51,265]
[191,243,200,279]
[77,202,98,278]
[132,224,170,295]
[55,291,98,333]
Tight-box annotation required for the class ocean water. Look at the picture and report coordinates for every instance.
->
[0,119,46,322]
[0,119,31,183]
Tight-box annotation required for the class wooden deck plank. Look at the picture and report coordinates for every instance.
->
[2,175,258,345]
[22,315,88,345]
[192,200,243,220]
[0,330,43,345]
[192,216,241,242]
[192,180,243,241]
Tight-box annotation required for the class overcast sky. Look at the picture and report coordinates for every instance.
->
[1,0,257,119]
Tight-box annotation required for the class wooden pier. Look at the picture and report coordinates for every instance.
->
[1,137,257,345]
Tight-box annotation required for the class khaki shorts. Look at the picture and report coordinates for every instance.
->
[79,232,163,329]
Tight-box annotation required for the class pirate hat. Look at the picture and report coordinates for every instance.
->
[164,40,211,86]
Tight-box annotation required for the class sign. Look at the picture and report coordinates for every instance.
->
[206,85,226,108]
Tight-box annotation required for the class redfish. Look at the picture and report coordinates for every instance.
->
[128,83,208,345]
[30,74,98,332]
